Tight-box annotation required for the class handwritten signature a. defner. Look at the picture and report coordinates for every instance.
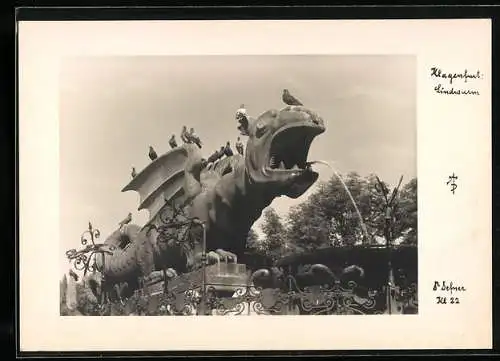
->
[433,280,466,295]
[430,67,483,96]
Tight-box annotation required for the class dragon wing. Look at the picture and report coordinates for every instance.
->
[121,147,191,225]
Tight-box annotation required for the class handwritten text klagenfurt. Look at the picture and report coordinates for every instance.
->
[431,67,483,96]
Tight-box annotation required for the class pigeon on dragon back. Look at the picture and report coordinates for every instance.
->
[119,212,132,228]
[207,150,219,164]
[235,137,244,155]
[148,146,158,161]
[224,141,234,157]
[188,128,203,149]
[217,146,226,159]
[180,126,190,144]
[169,134,178,149]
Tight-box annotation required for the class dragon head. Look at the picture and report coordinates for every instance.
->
[244,105,325,198]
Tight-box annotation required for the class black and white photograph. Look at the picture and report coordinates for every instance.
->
[18,18,491,351]
[59,55,418,316]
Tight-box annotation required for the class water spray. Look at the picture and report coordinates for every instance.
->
[307,160,370,242]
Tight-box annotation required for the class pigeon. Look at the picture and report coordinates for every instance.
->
[131,167,137,178]
[224,141,234,157]
[282,89,303,106]
[236,104,246,116]
[180,126,190,143]
[148,146,158,161]
[188,128,202,149]
[207,150,219,164]
[236,104,249,136]
[169,135,178,149]
[118,212,132,228]
[235,137,244,155]
[217,146,226,159]
[235,104,247,122]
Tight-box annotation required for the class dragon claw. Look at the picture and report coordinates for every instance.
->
[206,251,221,265]
[165,268,178,278]
[215,249,237,264]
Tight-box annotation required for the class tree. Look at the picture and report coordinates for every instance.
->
[260,208,287,263]
[287,172,384,250]
[60,275,67,301]
[393,178,417,245]
[60,275,68,315]
[246,228,260,250]
[361,173,394,241]
[286,173,417,251]
[244,227,272,267]
[75,281,101,315]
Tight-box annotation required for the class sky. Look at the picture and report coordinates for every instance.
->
[59,55,416,275]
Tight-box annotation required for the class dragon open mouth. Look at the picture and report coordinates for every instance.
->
[266,123,323,174]
[262,120,325,198]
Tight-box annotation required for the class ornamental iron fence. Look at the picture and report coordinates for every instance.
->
[64,201,417,316]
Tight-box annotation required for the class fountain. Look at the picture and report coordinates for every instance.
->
[308,160,370,242]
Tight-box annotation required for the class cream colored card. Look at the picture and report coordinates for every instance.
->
[18,19,491,351]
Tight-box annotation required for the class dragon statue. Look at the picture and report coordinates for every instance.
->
[94,104,326,297]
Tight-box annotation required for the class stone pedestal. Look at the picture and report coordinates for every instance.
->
[144,264,251,315]
[167,263,249,294]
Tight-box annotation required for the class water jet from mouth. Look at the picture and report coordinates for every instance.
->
[307,160,370,243]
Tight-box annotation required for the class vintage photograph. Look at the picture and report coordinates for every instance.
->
[59,55,417,316]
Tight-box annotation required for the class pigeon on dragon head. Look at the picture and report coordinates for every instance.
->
[97,103,326,296]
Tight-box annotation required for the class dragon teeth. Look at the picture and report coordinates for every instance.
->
[292,164,300,170]
[270,156,276,168]
[279,161,286,169]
